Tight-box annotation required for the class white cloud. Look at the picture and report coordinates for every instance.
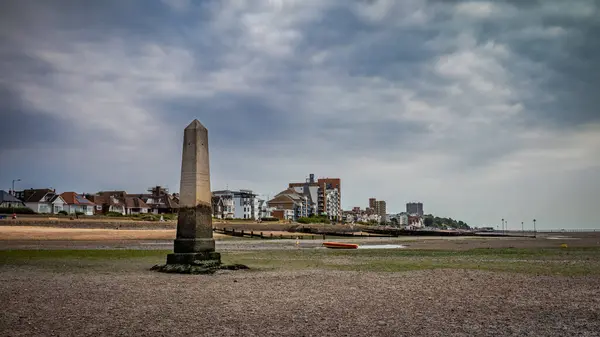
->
[14,39,197,144]
[540,0,598,19]
[454,1,501,18]
[352,0,432,27]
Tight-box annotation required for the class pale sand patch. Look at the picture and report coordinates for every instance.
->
[0,226,228,241]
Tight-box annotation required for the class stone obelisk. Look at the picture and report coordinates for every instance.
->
[166,119,221,267]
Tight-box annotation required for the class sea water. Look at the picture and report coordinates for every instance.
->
[358,244,406,249]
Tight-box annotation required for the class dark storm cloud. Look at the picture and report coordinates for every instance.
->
[297,5,378,50]
[316,118,432,155]
[296,5,439,81]
[0,0,183,42]
[154,92,301,149]
[443,0,600,128]
[529,22,600,127]
[0,49,69,152]
[0,86,70,152]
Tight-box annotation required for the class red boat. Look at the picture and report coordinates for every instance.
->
[322,242,359,249]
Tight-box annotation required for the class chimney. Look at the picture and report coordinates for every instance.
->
[309,173,315,183]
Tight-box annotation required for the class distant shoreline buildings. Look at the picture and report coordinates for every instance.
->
[3,178,433,228]
[266,173,342,221]
[406,202,424,216]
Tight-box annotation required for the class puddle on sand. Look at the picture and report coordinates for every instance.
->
[358,244,406,249]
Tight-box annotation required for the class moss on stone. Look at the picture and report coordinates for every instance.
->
[151,261,249,275]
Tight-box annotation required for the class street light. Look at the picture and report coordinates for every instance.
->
[11,179,21,215]
[533,219,537,238]
[501,218,505,234]
[11,179,21,196]
[521,221,524,236]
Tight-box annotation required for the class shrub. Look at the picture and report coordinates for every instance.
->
[75,212,85,216]
[160,213,177,221]
[0,207,36,215]
[260,217,279,222]
[297,216,330,224]
[58,210,68,215]
[297,217,311,224]
[105,212,124,217]
[141,214,159,221]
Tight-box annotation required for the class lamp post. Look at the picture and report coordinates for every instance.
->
[533,219,537,238]
[521,221,524,236]
[11,179,21,214]
[11,179,21,196]
[506,220,508,234]
[501,218,505,234]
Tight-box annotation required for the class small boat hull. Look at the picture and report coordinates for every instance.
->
[323,242,359,249]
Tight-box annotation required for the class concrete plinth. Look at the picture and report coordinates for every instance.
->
[173,205,215,253]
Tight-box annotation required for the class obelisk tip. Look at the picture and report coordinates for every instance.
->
[185,119,207,130]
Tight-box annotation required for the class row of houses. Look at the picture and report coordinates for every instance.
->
[342,211,382,224]
[2,189,97,215]
[3,174,343,223]
[2,186,180,216]
[388,212,424,228]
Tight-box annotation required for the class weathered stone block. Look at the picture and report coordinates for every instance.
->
[166,252,221,265]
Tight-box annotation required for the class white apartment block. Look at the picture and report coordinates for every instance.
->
[325,188,340,220]
[212,189,261,220]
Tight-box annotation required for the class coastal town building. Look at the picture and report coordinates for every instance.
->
[406,202,424,216]
[343,208,381,224]
[212,189,265,220]
[368,198,387,223]
[85,191,149,215]
[289,173,341,220]
[15,188,66,214]
[267,188,312,221]
[128,186,179,214]
[60,192,96,216]
[388,212,409,227]
[0,190,26,208]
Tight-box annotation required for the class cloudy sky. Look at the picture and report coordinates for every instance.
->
[1,0,599,229]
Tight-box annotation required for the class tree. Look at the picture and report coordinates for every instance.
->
[423,217,434,227]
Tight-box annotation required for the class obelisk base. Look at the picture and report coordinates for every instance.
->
[152,252,222,275]
[166,252,221,265]
[152,251,248,274]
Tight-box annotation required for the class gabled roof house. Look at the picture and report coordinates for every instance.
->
[20,188,66,214]
[60,192,96,216]
[0,190,26,208]
[267,188,313,220]
[85,191,149,215]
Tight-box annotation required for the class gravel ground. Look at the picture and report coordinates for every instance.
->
[1,267,599,337]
